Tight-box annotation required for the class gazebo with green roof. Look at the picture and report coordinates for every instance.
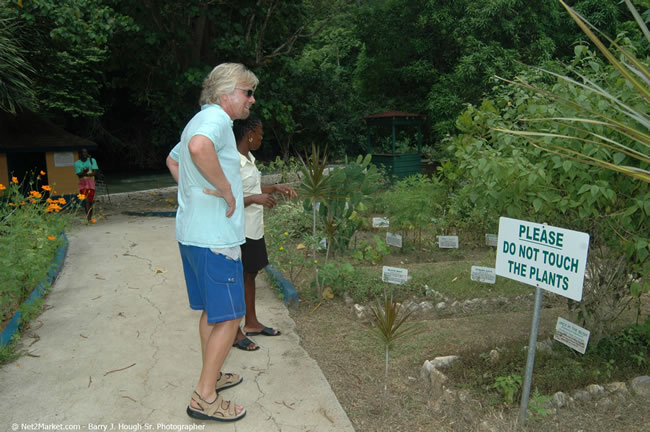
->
[363,111,425,180]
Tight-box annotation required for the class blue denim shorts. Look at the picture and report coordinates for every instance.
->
[178,243,245,323]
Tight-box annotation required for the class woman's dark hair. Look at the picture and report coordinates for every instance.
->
[233,113,262,143]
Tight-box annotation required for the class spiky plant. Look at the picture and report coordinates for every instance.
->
[298,143,336,298]
[368,294,422,396]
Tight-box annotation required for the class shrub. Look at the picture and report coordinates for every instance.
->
[0,172,77,338]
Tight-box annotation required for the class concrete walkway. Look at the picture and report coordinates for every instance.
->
[0,213,354,432]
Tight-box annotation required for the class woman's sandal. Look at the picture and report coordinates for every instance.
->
[216,372,242,392]
[186,391,246,422]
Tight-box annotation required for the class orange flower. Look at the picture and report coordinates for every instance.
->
[91,218,97,223]
[11,176,18,184]
[41,185,52,191]
[9,202,15,206]
[29,191,42,199]
[40,170,46,175]
[47,203,62,213]
[77,193,86,200]
[0,184,5,190]
[47,236,56,240]
[58,197,66,204]
[19,201,25,206]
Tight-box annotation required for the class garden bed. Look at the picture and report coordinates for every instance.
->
[262,196,650,431]
[96,188,650,430]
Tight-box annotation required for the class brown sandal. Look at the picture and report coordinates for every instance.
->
[216,372,242,391]
[186,391,246,422]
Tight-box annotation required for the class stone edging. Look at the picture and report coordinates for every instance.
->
[0,234,69,346]
[420,354,650,418]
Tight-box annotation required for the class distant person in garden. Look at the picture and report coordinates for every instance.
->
[74,148,98,222]
[167,113,297,352]
[165,62,257,423]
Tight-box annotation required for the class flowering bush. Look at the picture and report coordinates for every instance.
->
[0,172,79,334]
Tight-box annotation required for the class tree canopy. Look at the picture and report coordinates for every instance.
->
[1,0,640,169]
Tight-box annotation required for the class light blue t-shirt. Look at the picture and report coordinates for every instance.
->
[73,158,98,174]
[173,104,245,248]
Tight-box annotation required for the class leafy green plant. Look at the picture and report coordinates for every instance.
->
[491,374,522,404]
[593,358,617,380]
[494,0,649,183]
[299,146,380,296]
[0,171,77,354]
[378,174,446,247]
[265,201,315,286]
[528,388,553,417]
[316,154,381,257]
[350,234,390,265]
[314,261,356,297]
[444,28,649,340]
[368,294,422,395]
[485,0,649,340]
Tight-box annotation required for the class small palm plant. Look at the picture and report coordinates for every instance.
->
[368,294,422,396]
[298,143,336,298]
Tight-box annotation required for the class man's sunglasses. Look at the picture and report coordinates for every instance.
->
[235,88,255,98]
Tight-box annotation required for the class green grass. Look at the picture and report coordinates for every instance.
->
[0,173,77,363]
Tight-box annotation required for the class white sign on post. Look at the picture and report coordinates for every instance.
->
[471,266,496,284]
[372,217,390,228]
[438,236,459,249]
[386,232,403,248]
[485,234,498,247]
[554,317,590,354]
[382,266,408,285]
[54,152,74,167]
[495,217,590,301]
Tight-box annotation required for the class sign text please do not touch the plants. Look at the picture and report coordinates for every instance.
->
[495,217,590,301]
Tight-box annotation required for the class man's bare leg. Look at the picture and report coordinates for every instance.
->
[192,313,243,414]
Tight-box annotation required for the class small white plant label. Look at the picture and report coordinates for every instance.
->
[485,234,498,247]
[318,238,327,250]
[313,201,321,212]
[438,236,459,249]
[372,217,390,228]
[471,266,496,284]
[382,266,408,285]
[386,232,403,248]
[554,317,590,354]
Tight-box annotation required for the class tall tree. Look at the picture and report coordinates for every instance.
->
[352,0,621,142]
[6,0,136,119]
[0,9,36,113]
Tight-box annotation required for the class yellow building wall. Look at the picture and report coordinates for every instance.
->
[45,151,79,195]
[0,153,7,187]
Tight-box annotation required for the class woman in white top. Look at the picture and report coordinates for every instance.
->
[232,113,298,351]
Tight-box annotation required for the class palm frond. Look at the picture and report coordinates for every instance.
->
[559,0,650,103]
[368,295,422,349]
